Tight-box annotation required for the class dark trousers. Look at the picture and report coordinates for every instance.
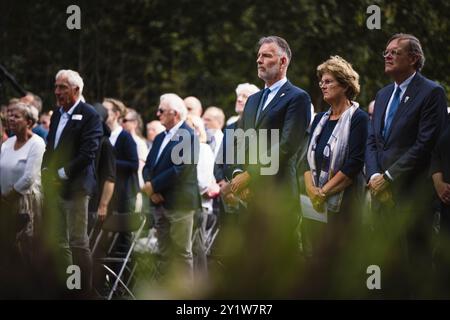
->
[370,195,434,298]
[433,205,450,298]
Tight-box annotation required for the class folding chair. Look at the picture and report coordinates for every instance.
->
[204,213,220,256]
[91,213,146,300]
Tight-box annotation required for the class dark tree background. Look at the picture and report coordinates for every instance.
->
[1,0,448,122]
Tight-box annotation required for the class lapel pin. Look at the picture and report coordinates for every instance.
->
[280,93,285,98]
[404,96,410,103]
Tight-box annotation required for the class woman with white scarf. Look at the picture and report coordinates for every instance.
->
[303,56,368,257]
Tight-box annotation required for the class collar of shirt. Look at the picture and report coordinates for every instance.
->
[165,120,184,138]
[394,71,416,100]
[58,98,81,117]
[263,77,288,109]
[155,120,184,163]
[54,98,81,149]
[109,126,123,147]
[384,72,416,126]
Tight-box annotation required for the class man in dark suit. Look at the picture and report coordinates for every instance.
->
[366,34,448,297]
[225,36,311,227]
[42,69,102,297]
[142,93,200,286]
[214,83,259,185]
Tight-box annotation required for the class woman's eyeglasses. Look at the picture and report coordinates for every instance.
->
[319,79,335,87]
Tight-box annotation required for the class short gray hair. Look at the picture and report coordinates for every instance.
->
[387,33,425,71]
[11,102,38,126]
[235,83,260,96]
[258,36,292,64]
[160,93,188,121]
[204,106,225,129]
[55,69,84,97]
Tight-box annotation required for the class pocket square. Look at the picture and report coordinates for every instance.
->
[72,114,83,120]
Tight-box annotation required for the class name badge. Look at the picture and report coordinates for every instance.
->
[72,114,83,120]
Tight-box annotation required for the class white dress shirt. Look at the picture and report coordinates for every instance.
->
[55,98,81,179]
[262,77,288,111]
[156,120,184,163]
[54,98,81,149]
[383,72,416,126]
[109,126,123,147]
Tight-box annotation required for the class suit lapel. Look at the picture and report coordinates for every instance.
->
[385,73,422,142]
[375,85,394,140]
[155,139,176,168]
[56,102,81,150]
[256,81,291,128]
[149,133,164,167]
[154,124,185,168]
[247,91,263,128]
[47,110,62,149]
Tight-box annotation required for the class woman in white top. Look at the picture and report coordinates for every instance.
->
[0,102,46,256]
[186,115,220,275]
[186,115,220,212]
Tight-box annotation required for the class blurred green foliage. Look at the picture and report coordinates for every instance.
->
[1,0,448,121]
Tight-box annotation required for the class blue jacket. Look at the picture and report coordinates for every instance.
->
[236,80,311,199]
[143,122,200,211]
[366,72,448,196]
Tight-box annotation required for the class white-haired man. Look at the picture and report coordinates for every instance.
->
[42,69,102,297]
[184,96,203,117]
[227,83,260,126]
[215,82,259,188]
[142,93,200,285]
[202,106,225,157]
[145,120,165,151]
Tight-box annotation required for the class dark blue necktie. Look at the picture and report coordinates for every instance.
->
[255,88,271,123]
[383,87,402,138]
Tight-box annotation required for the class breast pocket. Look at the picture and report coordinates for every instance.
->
[65,119,85,137]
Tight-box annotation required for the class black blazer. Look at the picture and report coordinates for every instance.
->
[43,101,103,199]
[143,122,200,211]
[112,130,139,213]
[237,80,312,199]
[214,121,238,182]
[366,72,448,195]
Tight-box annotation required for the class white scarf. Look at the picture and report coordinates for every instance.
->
[307,102,359,212]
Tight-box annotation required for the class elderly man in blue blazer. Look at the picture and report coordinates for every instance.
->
[225,36,311,228]
[142,93,200,284]
[42,69,102,297]
[366,34,448,297]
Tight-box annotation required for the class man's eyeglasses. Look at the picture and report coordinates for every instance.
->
[319,79,336,87]
[382,49,403,58]
[157,108,166,114]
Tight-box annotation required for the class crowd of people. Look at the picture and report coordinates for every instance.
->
[0,33,449,299]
